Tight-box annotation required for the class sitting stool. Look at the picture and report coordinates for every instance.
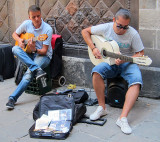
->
[24,65,52,95]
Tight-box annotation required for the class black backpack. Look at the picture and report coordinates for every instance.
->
[106,77,128,108]
[29,90,88,140]
[50,36,63,79]
[14,60,25,85]
[0,44,16,81]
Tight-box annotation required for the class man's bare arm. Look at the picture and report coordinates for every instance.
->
[132,50,144,57]
[12,31,25,48]
[81,27,95,51]
[81,27,101,59]
[28,38,48,55]
[36,44,48,55]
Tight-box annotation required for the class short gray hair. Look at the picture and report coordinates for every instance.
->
[28,5,41,14]
[115,8,131,20]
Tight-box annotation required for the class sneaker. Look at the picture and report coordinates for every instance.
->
[116,117,132,134]
[89,106,107,120]
[6,99,15,110]
[35,69,46,81]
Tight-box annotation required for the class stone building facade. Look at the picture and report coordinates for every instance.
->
[0,0,160,98]
[139,0,160,67]
[0,0,159,67]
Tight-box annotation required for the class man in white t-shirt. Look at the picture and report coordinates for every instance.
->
[82,8,144,134]
[6,5,53,110]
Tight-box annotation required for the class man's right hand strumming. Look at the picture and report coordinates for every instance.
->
[92,47,102,59]
[18,38,25,49]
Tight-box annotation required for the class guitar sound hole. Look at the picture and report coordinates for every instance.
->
[102,49,107,57]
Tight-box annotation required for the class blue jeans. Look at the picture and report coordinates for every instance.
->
[92,62,143,88]
[9,46,50,102]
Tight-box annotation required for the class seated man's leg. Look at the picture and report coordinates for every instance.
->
[9,55,50,103]
[6,69,34,109]
[6,50,50,109]
[12,46,39,72]
[13,46,49,80]
[33,55,50,70]
[90,62,118,120]
[33,55,50,80]
[116,62,142,134]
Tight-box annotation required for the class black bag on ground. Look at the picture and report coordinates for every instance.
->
[30,92,87,140]
[14,60,25,85]
[0,44,16,80]
[57,89,89,104]
[30,94,75,139]
[106,77,128,108]
[33,90,88,122]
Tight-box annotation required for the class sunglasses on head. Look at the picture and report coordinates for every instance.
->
[115,21,129,30]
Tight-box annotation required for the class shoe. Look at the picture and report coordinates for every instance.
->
[6,99,15,110]
[89,106,107,120]
[35,69,46,81]
[116,117,132,134]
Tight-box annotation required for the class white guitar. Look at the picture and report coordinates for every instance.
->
[88,35,152,66]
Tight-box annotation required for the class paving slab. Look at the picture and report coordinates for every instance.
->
[0,78,160,142]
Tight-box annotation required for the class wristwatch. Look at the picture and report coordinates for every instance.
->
[32,48,37,54]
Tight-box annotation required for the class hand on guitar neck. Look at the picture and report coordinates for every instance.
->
[110,51,124,65]
[115,57,125,66]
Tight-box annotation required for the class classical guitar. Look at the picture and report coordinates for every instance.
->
[15,33,48,53]
[88,35,152,66]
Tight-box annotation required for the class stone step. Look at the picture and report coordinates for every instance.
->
[62,56,160,99]
[139,66,160,99]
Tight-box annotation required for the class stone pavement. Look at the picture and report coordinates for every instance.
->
[0,78,160,142]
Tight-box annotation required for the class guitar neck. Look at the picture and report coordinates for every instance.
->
[106,51,133,62]
[24,37,38,44]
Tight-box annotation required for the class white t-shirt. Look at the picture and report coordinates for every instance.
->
[91,22,144,56]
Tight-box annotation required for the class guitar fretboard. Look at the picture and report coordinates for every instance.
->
[104,51,133,62]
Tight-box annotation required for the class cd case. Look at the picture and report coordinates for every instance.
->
[48,109,72,121]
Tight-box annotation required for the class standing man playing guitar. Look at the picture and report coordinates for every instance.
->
[6,5,53,110]
[82,8,144,134]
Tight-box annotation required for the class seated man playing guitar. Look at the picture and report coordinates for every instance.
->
[82,8,145,134]
[6,5,53,110]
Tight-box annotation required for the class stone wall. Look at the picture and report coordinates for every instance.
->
[0,0,12,43]
[0,0,35,44]
[39,0,138,44]
[0,0,159,98]
[1,0,160,58]
[139,0,160,67]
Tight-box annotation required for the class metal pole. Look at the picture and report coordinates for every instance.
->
[35,0,39,6]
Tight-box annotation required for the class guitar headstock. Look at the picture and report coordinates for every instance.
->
[133,56,152,66]
[37,34,48,41]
